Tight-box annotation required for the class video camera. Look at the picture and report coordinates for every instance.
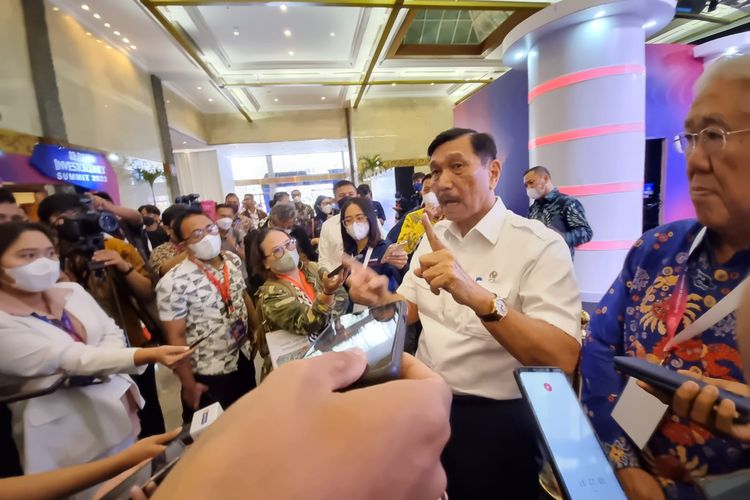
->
[175,193,201,209]
[56,196,119,271]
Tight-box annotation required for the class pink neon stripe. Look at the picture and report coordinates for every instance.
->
[528,122,644,149]
[577,240,635,251]
[558,181,643,197]
[528,64,645,103]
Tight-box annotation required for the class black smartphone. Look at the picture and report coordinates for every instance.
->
[515,367,627,500]
[303,301,407,387]
[189,334,210,349]
[0,373,67,404]
[99,438,187,500]
[328,263,345,277]
[614,356,750,423]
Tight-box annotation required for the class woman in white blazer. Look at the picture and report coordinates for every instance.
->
[0,223,193,475]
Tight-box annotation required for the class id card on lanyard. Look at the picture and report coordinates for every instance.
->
[191,257,248,348]
[32,311,85,343]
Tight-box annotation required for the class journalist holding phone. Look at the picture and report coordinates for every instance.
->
[580,56,750,500]
[0,223,192,477]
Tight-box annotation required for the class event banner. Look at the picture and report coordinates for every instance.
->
[29,144,119,195]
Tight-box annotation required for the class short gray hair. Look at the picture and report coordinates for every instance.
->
[269,203,296,223]
[696,55,750,95]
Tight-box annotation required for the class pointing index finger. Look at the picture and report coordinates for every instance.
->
[421,213,445,251]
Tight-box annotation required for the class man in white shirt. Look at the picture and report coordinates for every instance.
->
[346,128,582,500]
[317,180,359,272]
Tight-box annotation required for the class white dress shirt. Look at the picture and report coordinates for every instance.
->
[318,213,387,273]
[0,282,144,473]
[398,197,581,400]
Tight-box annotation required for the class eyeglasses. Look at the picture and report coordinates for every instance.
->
[186,223,219,243]
[674,126,750,156]
[343,214,368,226]
[264,238,297,260]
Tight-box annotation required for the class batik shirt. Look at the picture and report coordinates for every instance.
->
[294,201,316,237]
[580,220,750,499]
[156,252,251,375]
[528,188,593,255]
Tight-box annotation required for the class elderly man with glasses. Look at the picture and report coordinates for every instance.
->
[156,209,256,422]
[581,56,750,500]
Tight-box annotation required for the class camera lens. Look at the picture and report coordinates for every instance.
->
[98,213,119,233]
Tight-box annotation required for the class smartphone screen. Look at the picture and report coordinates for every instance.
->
[303,302,406,385]
[517,370,626,500]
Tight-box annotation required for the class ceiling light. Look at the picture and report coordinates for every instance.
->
[104,22,110,27]
[130,44,137,50]
[114,30,120,36]
[182,141,187,145]
[233,28,240,36]
[642,20,657,29]
[594,10,606,19]
[197,86,202,90]
[208,98,214,102]
[391,82,397,86]
[166,100,171,104]
[280,4,287,12]
[284,29,292,37]
[53,6,59,11]
[321,96,326,100]
[86,32,92,36]
[93,13,101,19]
[274,98,279,102]
[122,38,130,43]
[430,82,435,86]
[96,39,102,43]
[81,4,89,11]
[288,50,294,56]
[106,45,112,49]
[330,32,335,37]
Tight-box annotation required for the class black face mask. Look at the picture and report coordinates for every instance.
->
[143,216,156,226]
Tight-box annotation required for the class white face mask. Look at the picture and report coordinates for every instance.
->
[216,217,233,231]
[527,187,544,201]
[189,233,222,261]
[346,221,370,241]
[321,204,332,215]
[4,257,60,292]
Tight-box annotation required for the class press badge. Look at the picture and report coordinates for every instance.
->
[611,377,668,449]
[229,319,248,347]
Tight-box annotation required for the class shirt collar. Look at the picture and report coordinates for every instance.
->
[0,285,72,317]
[444,197,507,245]
[544,188,561,201]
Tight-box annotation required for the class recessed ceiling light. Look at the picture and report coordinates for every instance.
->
[113,31,120,36]
[104,22,110,27]
[96,39,102,43]
[321,96,326,100]
[430,82,435,86]
[53,6,59,11]
[93,13,101,19]
[288,50,294,56]
[197,86,202,90]
[280,4,287,12]
[130,44,137,50]
[106,45,112,49]
[182,141,187,145]
[391,82,397,86]
[86,32,92,36]
[122,38,130,43]
[208,98,214,102]
[81,4,89,11]
[330,32,335,37]
[274,98,279,102]
[233,28,240,36]
[284,29,292,37]
[166,100,171,104]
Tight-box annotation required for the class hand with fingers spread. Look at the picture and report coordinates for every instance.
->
[415,214,494,313]
[343,254,392,306]
[153,350,452,500]
[639,372,750,441]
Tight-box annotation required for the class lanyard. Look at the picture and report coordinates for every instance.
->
[32,311,85,343]
[191,258,235,316]
[278,271,316,303]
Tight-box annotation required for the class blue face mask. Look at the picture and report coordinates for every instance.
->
[413,183,423,192]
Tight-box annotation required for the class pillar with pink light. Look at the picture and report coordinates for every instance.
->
[503,0,676,303]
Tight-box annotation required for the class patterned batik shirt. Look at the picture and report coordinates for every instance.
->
[294,201,316,237]
[156,252,251,375]
[580,220,750,499]
[528,188,593,256]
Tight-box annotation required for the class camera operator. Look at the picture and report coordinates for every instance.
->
[138,205,170,249]
[38,194,167,438]
[87,191,151,262]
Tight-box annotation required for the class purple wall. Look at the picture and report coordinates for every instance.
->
[645,44,703,223]
[453,69,530,216]
[453,44,704,224]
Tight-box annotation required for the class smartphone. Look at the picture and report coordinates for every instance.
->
[515,367,627,500]
[189,334,211,349]
[0,373,67,404]
[614,356,750,423]
[328,263,345,277]
[303,301,407,387]
[99,438,187,500]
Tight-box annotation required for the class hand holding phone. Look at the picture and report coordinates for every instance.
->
[189,334,210,349]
